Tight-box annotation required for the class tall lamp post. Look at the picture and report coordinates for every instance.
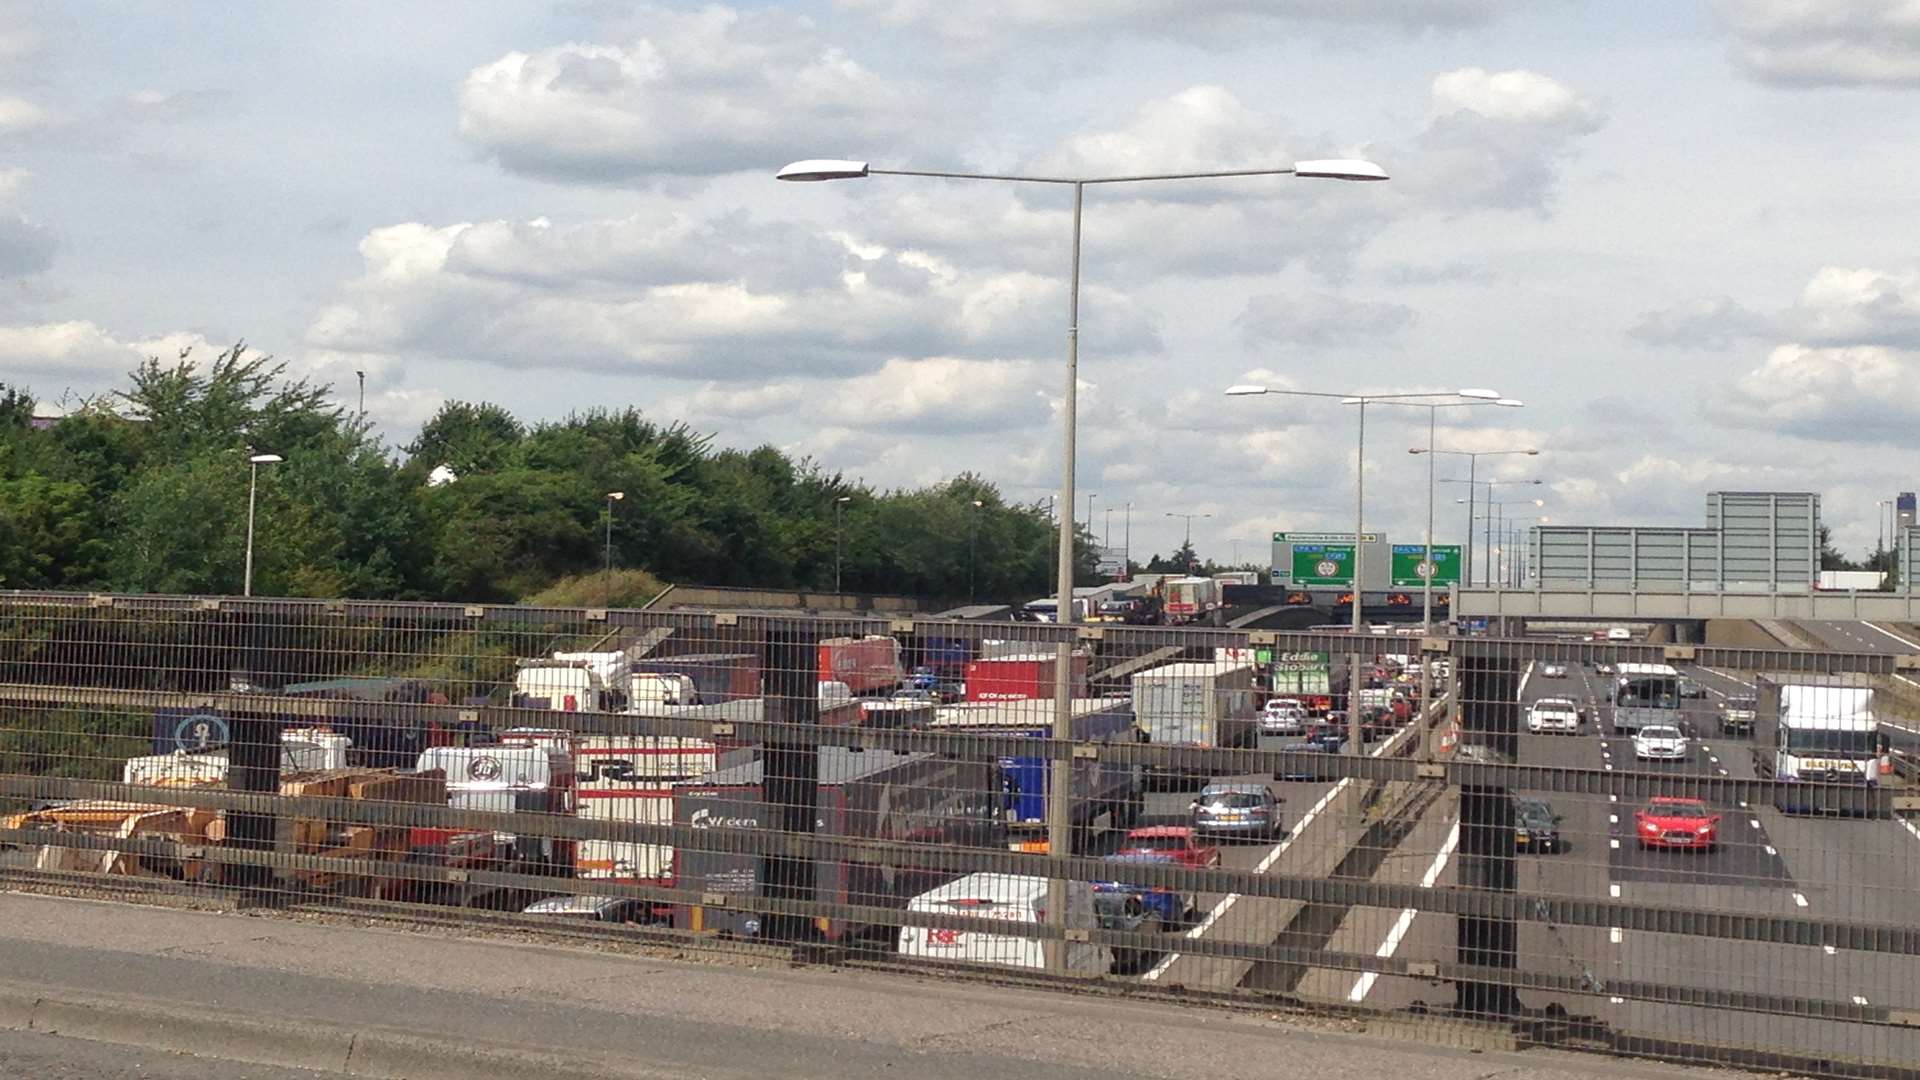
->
[1387,398,1525,631]
[834,496,853,593]
[1165,512,1212,570]
[1442,477,1544,585]
[1418,449,1538,586]
[603,491,625,607]
[780,153,1386,974]
[1227,384,1500,752]
[243,453,283,597]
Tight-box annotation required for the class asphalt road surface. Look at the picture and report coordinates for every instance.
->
[0,1030,344,1079]
[1344,659,1920,1071]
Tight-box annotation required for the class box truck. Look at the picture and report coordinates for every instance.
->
[1750,676,1887,816]
[817,636,905,695]
[963,651,1090,702]
[1132,662,1257,780]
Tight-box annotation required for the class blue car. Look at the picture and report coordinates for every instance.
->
[1091,851,1196,928]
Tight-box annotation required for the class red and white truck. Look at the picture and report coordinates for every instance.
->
[817,635,905,695]
[962,652,1090,702]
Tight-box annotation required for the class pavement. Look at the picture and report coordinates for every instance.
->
[0,890,1737,1080]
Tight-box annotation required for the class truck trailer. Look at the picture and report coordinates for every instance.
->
[1131,661,1257,780]
[962,651,1090,702]
[672,747,1004,941]
[1750,675,1887,816]
[930,697,1143,848]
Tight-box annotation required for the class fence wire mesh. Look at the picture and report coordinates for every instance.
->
[2,591,1918,1077]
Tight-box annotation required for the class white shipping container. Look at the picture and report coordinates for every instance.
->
[577,789,675,883]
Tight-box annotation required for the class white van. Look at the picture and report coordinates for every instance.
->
[898,873,1111,974]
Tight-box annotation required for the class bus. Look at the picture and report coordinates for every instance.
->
[1608,662,1681,735]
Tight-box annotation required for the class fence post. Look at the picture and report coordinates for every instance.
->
[761,619,821,943]
[1454,650,1520,1018]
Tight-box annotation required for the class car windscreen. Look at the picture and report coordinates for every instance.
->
[1650,802,1708,819]
[1128,835,1187,850]
[1727,698,1756,711]
[1639,726,1681,740]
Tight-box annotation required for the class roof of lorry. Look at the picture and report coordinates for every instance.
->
[1132,661,1253,679]
[683,746,930,788]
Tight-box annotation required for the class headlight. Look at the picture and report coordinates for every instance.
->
[1696,824,1713,834]
[1639,821,1658,832]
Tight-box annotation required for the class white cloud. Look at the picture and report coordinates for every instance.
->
[456,5,921,183]
[1402,68,1606,216]
[0,211,53,277]
[1713,0,1920,88]
[304,214,1161,383]
[1797,265,1920,346]
[0,321,215,386]
[0,96,48,135]
[1629,297,1776,349]
[662,380,807,420]
[835,0,1514,42]
[1719,342,1920,441]
[824,356,1050,432]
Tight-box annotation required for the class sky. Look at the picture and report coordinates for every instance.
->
[4,0,1919,566]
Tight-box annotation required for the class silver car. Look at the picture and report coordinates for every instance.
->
[1260,699,1308,735]
[1191,783,1283,841]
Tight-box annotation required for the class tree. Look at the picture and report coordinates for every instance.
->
[404,401,524,477]
[1818,526,1860,571]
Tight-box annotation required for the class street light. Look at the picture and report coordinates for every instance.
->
[1379,397,1525,631]
[1165,512,1212,570]
[1412,447,1539,586]
[242,453,283,597]
[1472,497,1547,587]
[603,492,625,607]
[834,496,853,594]
[969,499,985,602]
[1228,384,1498,753]
[1442,477,1544,585]
[782,151,1386,974]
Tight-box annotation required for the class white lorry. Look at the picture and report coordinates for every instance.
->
[1131,662,1256,781]
[897,873,1111,973]
[1752,678,1885,816]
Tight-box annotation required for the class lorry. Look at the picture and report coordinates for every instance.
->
[817,636,905,695]
[513,653,625,712]
[1750,676,1887,816]
[1269,650,1334,715]
[962,652,1090,702]
[629,653,760,703]
[124,728,353,786]
[672,748,1004,941]
[1131,662,1258,776]
[897,873,1111,974]
[1159,577,1222,625]
[930,697,1143,849]
[416,743,578,870]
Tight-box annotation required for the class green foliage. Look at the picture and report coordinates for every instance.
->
[2,345,1071,605]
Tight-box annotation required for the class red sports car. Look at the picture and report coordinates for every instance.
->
[1115,826,1221,868]
[1635,797,1720,851]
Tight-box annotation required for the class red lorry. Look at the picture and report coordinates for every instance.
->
[963,652,1090,702]
[817,636,905,695]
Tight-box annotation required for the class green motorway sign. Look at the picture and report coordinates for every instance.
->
[1289,544,1354,586]
[1390,544,1461,587]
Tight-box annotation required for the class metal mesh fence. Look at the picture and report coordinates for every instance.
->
[2,591,1918,1076]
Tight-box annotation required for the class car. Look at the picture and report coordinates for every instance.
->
[521,895,660,924]
[1115,826,1220,868]
[1092,852,1196,927]
[891,688,937,704]
[1526,699,1582,734]
[1635,796,1720,850]
[1277,722,1346,779]
[1677,676,1706,699]
[1190,782,1283,841]
[1719,695,1757,736]
[1513,798,1563,853]
[1539,663,1568,679]
[1594,662,1615,676]
[1260,698,1308,736]
[1607,627,1632,641]
[1632,724,1690,762]
[1536,696,1586,722]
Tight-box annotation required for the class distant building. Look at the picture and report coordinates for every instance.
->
[1899,492,1916,531]
[28,403,64,430]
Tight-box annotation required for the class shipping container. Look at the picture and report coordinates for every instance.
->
[817,636,905,694]
[673,748,1004,940]
[1160,577,1222,624]
[1131,662,1257,762]
[963,652,1090,702]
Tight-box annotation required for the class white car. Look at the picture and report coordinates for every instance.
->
[1539,663,1568,679]
[1260,699,1308,735]
[1632,725,1690,762]
[1527,700,1582,734]
[1607,627,1631,641]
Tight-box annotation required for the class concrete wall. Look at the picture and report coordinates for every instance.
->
[1704,619,1792,649]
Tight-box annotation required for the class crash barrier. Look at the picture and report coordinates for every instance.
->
[2,591,1919,1077]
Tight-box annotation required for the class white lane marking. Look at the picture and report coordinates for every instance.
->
[1898,817,1920,845]
[1739,800,1749,808]
[1604,764,1614,771]
[1609,883,1621,898]
[1608,814,1618,824]
[1609,838,1620,849]
[1144,720,1417,981]
[1710,756,1719,763]
[1718,768,1729,775]
[1765,845,1777,856]
[1854,995,1871,1006]
[1749,819,1761,829]
[1824,945,1837,956]
[1862,622,1920,651]
[1609,927,1623,944]
[1346,821,1462,1002]
[1609,794,1618,803]
[1610,996,1626,1004]
[1704,668,1755,689]
[1793,892,1809,907]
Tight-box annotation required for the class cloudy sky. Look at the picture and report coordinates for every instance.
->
[3,0,1918,564]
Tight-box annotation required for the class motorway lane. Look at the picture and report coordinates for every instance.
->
[1791,620,1918,655]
